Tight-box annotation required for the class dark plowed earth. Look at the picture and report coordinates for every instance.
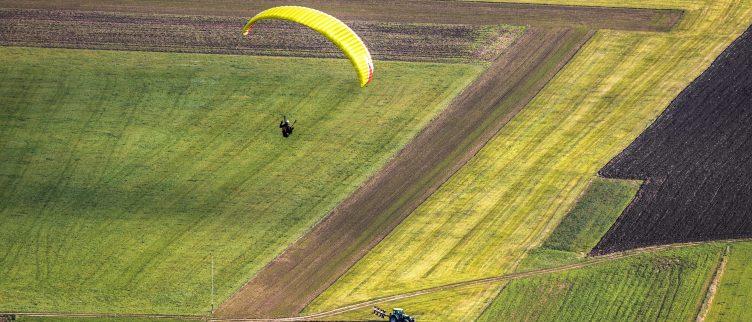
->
[215,27,594,318]
[0,9,518,62]
[592,25,752,255]
[0,0,682,32]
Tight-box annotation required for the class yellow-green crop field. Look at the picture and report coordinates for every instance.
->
[306,0,752,319]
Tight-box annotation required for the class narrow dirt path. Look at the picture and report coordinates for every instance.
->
[696,245,731,322]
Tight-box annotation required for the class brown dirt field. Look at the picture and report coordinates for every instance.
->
[214,26,595,318]
[0,8,521,62]
[0,0,682,32]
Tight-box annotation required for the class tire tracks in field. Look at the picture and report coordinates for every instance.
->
[225,239,750,322]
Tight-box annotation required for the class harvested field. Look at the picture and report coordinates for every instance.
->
[0,0,682,32]
[0,9,522,62]
[593,25,752,254]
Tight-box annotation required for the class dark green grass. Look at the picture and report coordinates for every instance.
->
[517,177,640,271]
[479,244,722,321]
[542,177,641,253]
[0,47,482,314]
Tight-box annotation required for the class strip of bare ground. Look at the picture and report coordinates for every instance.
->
[214,26,595,319]
[0,0,682,32]
[696,245,730,322]
[0,8,521,62]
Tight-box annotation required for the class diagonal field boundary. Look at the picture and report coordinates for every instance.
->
[0,0,684,319]
[202,2,682,318]
[216,26,596,318]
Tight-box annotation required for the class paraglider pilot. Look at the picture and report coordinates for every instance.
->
[280,116,294,138]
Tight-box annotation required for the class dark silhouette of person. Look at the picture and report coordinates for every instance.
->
[279,116,294,138]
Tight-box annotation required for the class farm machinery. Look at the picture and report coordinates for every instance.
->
[372,307,416,322]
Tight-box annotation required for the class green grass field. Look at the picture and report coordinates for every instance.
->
[0,47,483,314]
[706,243,752,321]
[478,244,723,321]
[306,0,752,316]
[541,178,639,254]
[517,177,640,272]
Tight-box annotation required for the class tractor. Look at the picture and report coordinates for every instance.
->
[373,307,415,322]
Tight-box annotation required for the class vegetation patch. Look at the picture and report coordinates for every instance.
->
[542,178,640,254]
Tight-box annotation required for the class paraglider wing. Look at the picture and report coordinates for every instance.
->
[242,6,374,87]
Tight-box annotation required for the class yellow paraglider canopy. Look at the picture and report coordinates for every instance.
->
[243,6,374,87]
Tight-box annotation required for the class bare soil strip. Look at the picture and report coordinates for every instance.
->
[696,246,730,322]
[215,26,595,319]
[0,0,682,32]
[0,8,521,62]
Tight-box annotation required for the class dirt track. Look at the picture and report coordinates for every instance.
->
[0,0,681,32]
[0,8,520,61]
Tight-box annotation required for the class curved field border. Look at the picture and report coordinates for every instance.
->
[0,0,683,319]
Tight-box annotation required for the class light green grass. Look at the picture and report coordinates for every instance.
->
[0,47,483,314]
[706,243,752,321]
[478,244,723,321]
[307,0,752,316]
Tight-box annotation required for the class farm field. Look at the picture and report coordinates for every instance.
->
[516,177,640,272]
[0,9,523,62]
[0,0,681,32]
[478,244,724,321]
[0,47,482,314]
[705,242,752,321]
[306,0,752,316]
[319,243,728,321]
[541,178,640,254]
[1,0,751,321]
[593,24,752,254]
